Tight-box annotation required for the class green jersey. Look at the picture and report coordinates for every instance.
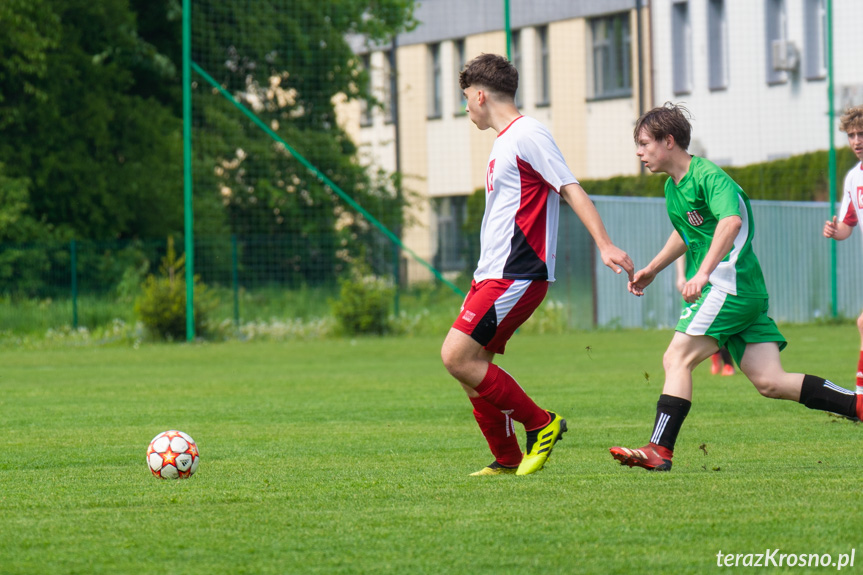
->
[665,156,768,297]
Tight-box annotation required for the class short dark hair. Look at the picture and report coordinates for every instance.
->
[458,53,518,100]
[634,102,693,151]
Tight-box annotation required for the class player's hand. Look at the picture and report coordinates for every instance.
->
[823,216,838,238]
[599,245,634,280]
[681,272,709,303]
[627,268,655,297]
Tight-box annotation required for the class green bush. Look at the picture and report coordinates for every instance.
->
[578,147,858,201]
[134,237,216,340]
[330,271,393,335]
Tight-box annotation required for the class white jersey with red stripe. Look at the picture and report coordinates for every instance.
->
[474,115,577,283]
[837,162,863,242]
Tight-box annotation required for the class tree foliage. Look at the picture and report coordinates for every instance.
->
[191,0,416,284]
[0,0,416,294]
[0,0,59,130]
[0,0,184,243]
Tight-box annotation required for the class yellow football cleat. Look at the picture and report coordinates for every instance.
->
[516,411,567,476]
[469,461,519,476]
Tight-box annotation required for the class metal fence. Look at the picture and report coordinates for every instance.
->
[2,196,859,336]
[580,196,863,329]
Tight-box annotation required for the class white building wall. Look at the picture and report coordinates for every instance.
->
[650,0,863,167]
[584,98,643,178]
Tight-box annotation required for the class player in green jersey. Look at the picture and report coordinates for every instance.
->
[609,103,862,471]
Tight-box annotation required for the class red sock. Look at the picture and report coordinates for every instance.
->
[474,363,550,431]
[857,351,863,393]
[469,396,522,467]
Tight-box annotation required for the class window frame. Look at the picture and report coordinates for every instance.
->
[707,0,728,91]
[359,53,373,127]
[510,29,523,108]
[803,0,827,80]
[765,0,789,85]
[536,25,550,107]
[589,12,632,100]
[427,42,442,119]
[434,196,468,272]
[453,39,467,116]
[671,0,692,95]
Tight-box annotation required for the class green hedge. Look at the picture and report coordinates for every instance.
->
[578,147,858,202]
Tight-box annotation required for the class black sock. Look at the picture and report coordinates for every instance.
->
[650,394,692,452]
[798,374,856,418]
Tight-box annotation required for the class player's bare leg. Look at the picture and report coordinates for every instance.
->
[441,328,492,392]
[738,342,803,400]
[659,332,719,400]
[442,330,519,474]
[441,329,565,475]
[740,341,860,419]
[611,332,716,471]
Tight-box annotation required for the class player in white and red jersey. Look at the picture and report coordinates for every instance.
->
[823,105,863,395]
[473,114,570,283]
[440,53,634,476]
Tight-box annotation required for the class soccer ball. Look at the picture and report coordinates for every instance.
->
[147,430,200,479]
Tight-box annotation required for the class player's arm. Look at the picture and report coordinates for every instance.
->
[560,182,634,279]
[680,215,741,303]
[628,231,687,297]
[674,256,686,294]
[823,215,854,241]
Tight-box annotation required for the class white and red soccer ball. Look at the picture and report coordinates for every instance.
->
[147,430,199,479]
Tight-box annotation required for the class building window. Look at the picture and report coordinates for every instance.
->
[765,0,789,84]
[536,26,550,106]
[428,43,442,119]
[382,50,395,124]
[671,1,692,95]
[360,53,372,127]
[510,29,523,107]
[454,39,466,116]
[590,13,631,99]
[707,0,728,90]
[434,196,468,272]
[804,0,827,80]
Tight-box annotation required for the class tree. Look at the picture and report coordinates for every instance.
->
[0,0,185,242]
[0,0,416,294]
[0,0,59,131]
[188,0,416,284]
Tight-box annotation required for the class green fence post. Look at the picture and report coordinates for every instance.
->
[232,234,240,327]
[183,0,195,340]
[71,239,78,329]
[504,0,511,60]
[826,0,837,318]
[392,246,400,316]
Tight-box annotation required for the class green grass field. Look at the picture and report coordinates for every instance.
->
[1,324,861,574]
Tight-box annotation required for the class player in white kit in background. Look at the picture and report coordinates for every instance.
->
[823,105,863,397]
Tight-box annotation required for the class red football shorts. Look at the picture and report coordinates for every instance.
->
[452,278,548,354]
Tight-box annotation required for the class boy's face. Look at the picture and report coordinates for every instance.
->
[848,128,863,161]
[635,127,672,173]
[463,85,490,130]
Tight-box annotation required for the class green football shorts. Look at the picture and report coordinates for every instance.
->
[676,285,786,367]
